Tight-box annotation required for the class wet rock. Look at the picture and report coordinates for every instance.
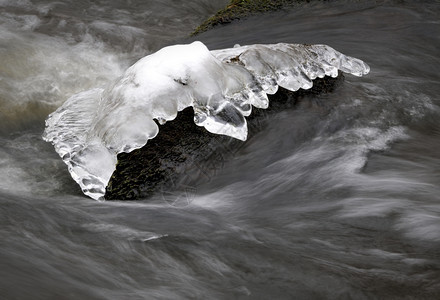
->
[192,0,315,36]
[105,73,342,200]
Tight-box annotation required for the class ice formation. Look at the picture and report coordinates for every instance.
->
[43,41,370,200]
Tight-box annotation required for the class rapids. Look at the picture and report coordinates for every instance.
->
[1,0,439,298]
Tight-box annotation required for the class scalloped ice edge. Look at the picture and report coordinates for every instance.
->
[43,41,370,200]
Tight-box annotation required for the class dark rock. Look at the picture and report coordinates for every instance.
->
[191,0,319,36]
[105,73,343,200]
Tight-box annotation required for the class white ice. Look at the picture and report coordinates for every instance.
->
[43,41,370,200]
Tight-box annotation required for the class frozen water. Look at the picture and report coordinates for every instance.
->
[43,41,370,200]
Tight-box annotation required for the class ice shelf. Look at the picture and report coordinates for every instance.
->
[43,41,370,200]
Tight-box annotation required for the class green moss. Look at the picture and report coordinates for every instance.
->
[191,0,310,36]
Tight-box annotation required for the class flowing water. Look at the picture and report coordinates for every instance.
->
[1,0,440,299]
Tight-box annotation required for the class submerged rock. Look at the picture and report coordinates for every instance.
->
[192,0,309,36]
[105,74,342,200]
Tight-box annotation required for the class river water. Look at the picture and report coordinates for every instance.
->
[1,0,439,299]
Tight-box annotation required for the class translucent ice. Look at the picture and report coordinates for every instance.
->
[43,41,370,200]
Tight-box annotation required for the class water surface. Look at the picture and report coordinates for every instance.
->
[1,0,439,299]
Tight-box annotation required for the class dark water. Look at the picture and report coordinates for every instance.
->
[1,0,440,299]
